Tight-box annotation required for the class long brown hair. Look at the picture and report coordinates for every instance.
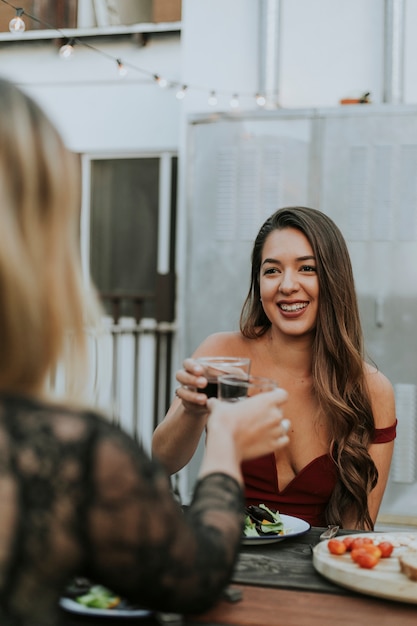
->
[240,206,377,529]
[0,78,101,398]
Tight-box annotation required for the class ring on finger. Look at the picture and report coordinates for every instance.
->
[281,418,291,434]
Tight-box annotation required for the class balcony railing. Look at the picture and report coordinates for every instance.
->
[51,290,176,455]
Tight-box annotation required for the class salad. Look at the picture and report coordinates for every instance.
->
[244,504,285,537]
[74,585,121,610]
[65,578,139,611]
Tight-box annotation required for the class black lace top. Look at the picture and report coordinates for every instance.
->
[0,394,244,625]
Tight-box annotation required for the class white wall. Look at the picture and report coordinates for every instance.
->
[404,0,417,103]
[1,0,415,150]
[0,34,181,152]
[280,0,384,107]
[180,0,386,116]
[180,0,260,113]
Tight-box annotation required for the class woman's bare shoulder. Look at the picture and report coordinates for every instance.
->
[192,331,252,357]
[364,362,393,392]
[364,363,396,428]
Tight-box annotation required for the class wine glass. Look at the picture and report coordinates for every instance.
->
[218,374,278,402]
[196,357,251,398]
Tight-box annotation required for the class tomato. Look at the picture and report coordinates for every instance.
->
[354,550,380,569]
[327,539,347,555]
[360,543,382,558]
[351,545,381,563]
[350,537,374,551]
[351,548,362,562]
[342,536,355,551]
[378,541,394,558]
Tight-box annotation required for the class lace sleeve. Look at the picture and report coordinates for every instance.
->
[0,396,245,624]
[83,426,245,614]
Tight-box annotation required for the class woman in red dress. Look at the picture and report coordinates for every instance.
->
[152,206,396,530]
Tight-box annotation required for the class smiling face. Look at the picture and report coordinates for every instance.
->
[259,227,319,338]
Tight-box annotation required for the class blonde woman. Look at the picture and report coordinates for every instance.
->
[0,77,289,625]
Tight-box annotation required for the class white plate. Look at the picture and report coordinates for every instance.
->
[59,597,152,618]
[242,513,311,546]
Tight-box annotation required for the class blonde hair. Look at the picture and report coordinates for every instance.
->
[0,78,101,398]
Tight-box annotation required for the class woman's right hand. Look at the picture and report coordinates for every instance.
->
[174,358,211,416]
[152,358,212,473]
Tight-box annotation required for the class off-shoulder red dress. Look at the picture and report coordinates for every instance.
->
[242,421,397,527]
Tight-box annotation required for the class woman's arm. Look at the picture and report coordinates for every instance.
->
[367,369,396,525]
[151,358,210,473]
[341,368,396,529]
[87,389,289,614]
[152,332,242,473]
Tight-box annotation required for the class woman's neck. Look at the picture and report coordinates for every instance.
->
[263,327,313,380]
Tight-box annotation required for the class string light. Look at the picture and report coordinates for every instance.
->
[208,91,218,106]
[59,38,75,60]
[0,0,275,111]
[9,7,25,34]
[154,74,168,89]
[175,85,187,100]
[230,94,240,109]
[116,59,128,77]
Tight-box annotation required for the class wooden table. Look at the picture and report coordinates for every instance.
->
[186,526,417,626]
[61,527,417,626]
[186,583,417,626]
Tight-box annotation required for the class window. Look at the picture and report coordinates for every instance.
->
[87,155,177,321]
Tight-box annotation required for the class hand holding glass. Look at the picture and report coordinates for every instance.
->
[196,357,251,398]
[218,374,278,402]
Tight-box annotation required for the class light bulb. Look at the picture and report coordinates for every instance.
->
[230,94,239,109]
[255,93,266,107]
[59,42,74,59]
[208,91,218,106]
[117,59,128,77]
[176,85,187,100]
[9,9,25,34]
[155,75,168,88]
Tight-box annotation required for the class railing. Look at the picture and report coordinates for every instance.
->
[52,290,176,455]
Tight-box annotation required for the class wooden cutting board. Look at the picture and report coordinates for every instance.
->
[313,532,417,604]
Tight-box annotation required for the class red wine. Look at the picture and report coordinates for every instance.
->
[197,380,218,398]
[219,381,248,401]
